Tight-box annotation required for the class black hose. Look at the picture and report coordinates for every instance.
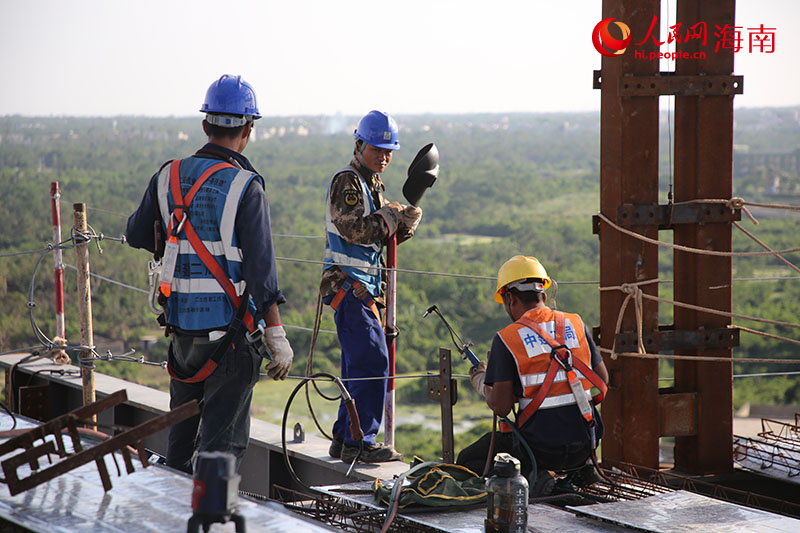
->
[499,417,538,487]
[281,372,341,493]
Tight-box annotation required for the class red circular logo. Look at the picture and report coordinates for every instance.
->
[592,18,632,57]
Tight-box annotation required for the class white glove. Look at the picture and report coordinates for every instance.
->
[397,205,422,242]
[470,360,487,398]
[264,325,294,380]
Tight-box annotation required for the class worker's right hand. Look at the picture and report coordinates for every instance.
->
[469,360,487,398]
[396,205,422,243]
[263,325,294,380]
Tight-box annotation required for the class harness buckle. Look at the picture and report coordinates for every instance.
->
[550,344,573,370]
[171,206,189,237]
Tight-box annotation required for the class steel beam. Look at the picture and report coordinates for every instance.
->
[673,0,736,474]
[599,0,662,470]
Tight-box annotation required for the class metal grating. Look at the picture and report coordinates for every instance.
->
[733,416,800,482]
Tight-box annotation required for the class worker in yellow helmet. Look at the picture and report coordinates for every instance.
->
[457,256,609,495]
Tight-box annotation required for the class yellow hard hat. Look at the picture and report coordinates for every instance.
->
[494,255,551,303]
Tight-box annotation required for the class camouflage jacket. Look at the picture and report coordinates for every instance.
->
[320,158,389,303]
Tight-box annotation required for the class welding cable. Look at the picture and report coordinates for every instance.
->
[281,372,339,493]
[498,417,538,490]
[482,415,498,477]
[303,292,337,443]
[0,400,17,432]
[380,460,437,533]
[281,372,363,493]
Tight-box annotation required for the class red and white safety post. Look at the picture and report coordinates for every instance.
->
[50,182,66,340]
[384,234,397,448]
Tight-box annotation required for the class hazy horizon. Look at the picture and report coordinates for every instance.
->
[2,1,798,117]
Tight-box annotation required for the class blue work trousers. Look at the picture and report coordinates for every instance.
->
[329,289,389,446]
[166,331,261,474]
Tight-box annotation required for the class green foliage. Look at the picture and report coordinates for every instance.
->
[1,109,799,452]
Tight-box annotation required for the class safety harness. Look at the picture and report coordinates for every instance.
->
[506,311,607,430]
[160,159,256,383]
[329,278,381,323]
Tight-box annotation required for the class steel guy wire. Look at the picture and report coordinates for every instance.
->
[273,233,325,239]
[0,246,55,258]
[61,263,149,294]
[61,199,131,219]
[659,370,800,381]
[284,324,337,335]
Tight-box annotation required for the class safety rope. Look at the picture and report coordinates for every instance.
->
[741,199,800,211]
[598,279,655,359]
[598,348,800,365]
[733,221,800,275]
[596,212,800,257]
[600,281,800,361]
[671,197,758,224]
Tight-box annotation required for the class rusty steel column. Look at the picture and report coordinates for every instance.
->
[599,0,662,470]
[673,0,736,474]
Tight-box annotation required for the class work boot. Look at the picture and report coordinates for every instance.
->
[328,436,344,459]
[532,470,555,497]
[575,463,602,486]
[341,442,403,464]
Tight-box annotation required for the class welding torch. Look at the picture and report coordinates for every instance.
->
[422,304,481,368]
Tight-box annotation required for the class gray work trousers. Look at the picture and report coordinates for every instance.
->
[165,331,261,474]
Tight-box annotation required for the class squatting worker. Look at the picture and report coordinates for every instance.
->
[321,110,422,463]
[126,75,294,474]
[457,256,609,495]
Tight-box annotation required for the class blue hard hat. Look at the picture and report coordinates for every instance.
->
[354,110,399,150]
[200,74,261,119]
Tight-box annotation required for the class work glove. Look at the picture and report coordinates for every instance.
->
[396,205,422,243]
[264,325,294,380]
[470,360,487,398]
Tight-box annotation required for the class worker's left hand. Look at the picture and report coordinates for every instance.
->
[469,360,487,398]
[264,325,294,380]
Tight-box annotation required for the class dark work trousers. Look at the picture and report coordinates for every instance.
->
[327,289,388,447]
[166,331,261,474]
[457,431,592,480]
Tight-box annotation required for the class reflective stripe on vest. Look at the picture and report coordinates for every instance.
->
[497,307,593,411]
[323,166,382,297]
[156,157,258,331]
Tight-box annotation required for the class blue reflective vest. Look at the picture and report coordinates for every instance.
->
[156,157,261,331]
[323,167,382,297]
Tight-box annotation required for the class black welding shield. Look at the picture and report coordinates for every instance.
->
[403,143,439,206]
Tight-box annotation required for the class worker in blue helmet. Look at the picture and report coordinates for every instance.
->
[126,74,294,474]
[320,110,422,463]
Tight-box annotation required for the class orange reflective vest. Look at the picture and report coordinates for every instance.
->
[496,307,606,431]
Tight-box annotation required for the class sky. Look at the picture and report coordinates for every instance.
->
[1,0,798,117]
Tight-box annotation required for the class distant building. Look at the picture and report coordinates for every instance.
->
[734,147,800,178]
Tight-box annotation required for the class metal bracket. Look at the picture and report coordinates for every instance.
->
[18,384,49,422]
[593,70,744,96]
[593,202,741,233]
[620,73,743,96]
[427,348,457,464]
[293,422,305,443]
[614,326,740,353]
[659,392,698,437]
[0,389,199,495]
